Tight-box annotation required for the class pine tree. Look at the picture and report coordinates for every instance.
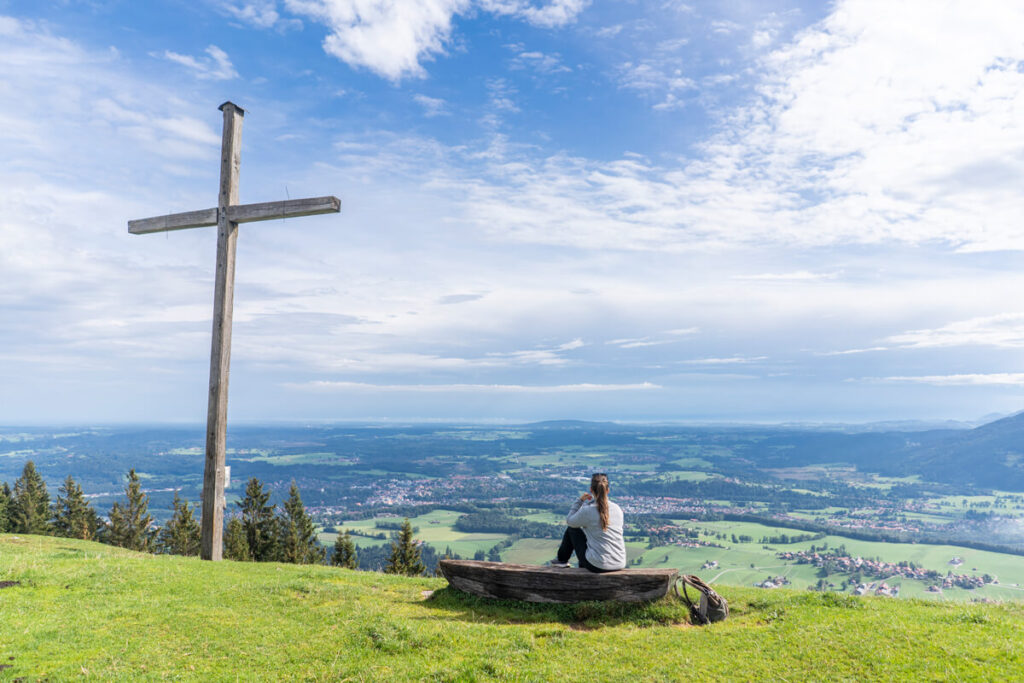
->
[223,517,251,561]
[238,478,279,561]
[11,461,50,535]
[157,491,201,556]
[332,530,358,569]
[278,481,325,564]
[385,518,425,576]
[0,482,10,533]
[108,469,155,552]
[52,475,100,540]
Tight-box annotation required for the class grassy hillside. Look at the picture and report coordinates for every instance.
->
[2,535,1023,681]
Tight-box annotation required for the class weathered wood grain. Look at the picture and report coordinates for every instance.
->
[200,101,244,562]
[438,560,678,603]
[128,208,218,234]
[225,196,340,223]
[126,196,339,235]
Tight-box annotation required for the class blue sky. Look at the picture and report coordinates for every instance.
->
[2,0,1024,424]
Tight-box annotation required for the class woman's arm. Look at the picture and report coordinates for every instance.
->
[566,494,592,528]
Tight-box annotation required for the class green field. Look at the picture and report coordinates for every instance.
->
[636,520,1024,601]
[4,534,1024,681]
[323,510,507,557]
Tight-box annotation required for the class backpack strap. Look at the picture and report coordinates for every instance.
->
[675,575,710,625]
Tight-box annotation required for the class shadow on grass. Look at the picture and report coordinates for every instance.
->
[419,586,694,628]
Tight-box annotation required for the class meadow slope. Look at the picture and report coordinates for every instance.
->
[1,534,1022,681]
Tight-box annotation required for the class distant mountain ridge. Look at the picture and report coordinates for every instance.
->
[746,410,1024,490]
[899,410,1024,489]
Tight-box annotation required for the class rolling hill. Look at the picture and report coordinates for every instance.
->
[2,534,1023,680]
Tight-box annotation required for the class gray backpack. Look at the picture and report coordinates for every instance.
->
[675,574,729,625]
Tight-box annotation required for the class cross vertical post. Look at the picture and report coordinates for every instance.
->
[201,102,244,561]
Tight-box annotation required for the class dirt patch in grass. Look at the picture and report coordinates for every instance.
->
[568,622,598,631]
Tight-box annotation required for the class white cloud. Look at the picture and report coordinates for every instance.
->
[284,0,469,80]
[735,271,838,281]
[681,356,767,365]
[159,45,239,80]
[219,0,284,28]
[817,347,888,356]
[280,0,585,80]
[876,374,1024,387]
[413,93,449,117]
[723,0,1024,250]
[887,313,1024,349]
[710,19,741,35]
[618,62,694,94]
[478,0,588,28]
[750,29,774,48]
[291,380,659,392]
[414,0,1024,252]
[510,49,571,75]
[0,15,21,35]
[618,339,673,349]
[607,336,678,349]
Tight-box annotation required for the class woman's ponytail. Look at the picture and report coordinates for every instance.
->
[591,473,610,530]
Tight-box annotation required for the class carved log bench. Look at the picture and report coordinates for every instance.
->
[438,559,679,603]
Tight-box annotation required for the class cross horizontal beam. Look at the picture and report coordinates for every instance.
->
[128,196,341,235]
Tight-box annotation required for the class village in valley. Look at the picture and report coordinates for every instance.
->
[6,421,1024,602]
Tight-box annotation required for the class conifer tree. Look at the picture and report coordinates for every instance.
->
[385,518,425,576]
[332,529,358,569]
[108,469,155,552]
[238,478,278,561]
[223,517,251,561]
[158,491,201,556]
[278,481,325,564]
[52,475,100,540]
[11,461,50,535]
[0,482,10,533]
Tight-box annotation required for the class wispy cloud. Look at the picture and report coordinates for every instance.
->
[817,347,888,357]
[735,271,838,281]
[158,45,238,80]
[413,94,449,117]
[887,313,1024,349]
[510,49,571,75]
[680,356,767,365]
[607,337,674,349]
[479,0,589,28]
[219,0,302,30]
[873,374,1024,387]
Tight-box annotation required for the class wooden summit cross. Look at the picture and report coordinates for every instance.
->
[128,102,340,560]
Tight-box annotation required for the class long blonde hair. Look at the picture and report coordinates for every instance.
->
[591,473,610,530]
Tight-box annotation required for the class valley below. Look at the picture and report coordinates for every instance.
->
[4,416,1024,602]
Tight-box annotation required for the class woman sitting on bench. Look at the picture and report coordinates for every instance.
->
[550,473,626,572]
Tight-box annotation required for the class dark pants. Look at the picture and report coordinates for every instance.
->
[557,527,616,573]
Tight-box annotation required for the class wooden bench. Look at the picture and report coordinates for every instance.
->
[438,560,679,603]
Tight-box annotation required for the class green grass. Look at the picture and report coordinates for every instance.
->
[3,534,1024,681]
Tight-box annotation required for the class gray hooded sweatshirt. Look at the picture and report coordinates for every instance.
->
[566,497,627,570]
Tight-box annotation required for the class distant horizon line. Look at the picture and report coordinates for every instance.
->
[0,413,1013,430]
